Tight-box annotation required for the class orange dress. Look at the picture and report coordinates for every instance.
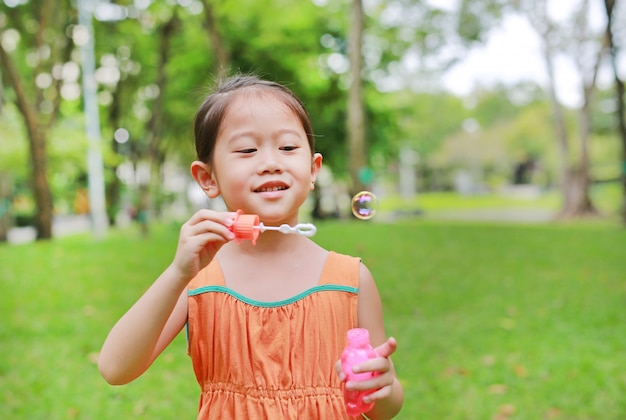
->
[187,251,362,419]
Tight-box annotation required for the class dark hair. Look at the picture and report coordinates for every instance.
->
[194,75,315,164]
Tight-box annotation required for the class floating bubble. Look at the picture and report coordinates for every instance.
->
[351,191,378,220]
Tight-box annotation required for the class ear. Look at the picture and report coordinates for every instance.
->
[190,161,220,198]
[310,153,323,190]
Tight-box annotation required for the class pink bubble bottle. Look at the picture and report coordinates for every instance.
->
[341,328,378,417]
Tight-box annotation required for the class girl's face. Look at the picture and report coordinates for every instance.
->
[202,92,322,224]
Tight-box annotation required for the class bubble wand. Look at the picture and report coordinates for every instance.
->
[230,210,316,245]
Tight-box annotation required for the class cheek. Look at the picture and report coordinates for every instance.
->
[214,162,250,190]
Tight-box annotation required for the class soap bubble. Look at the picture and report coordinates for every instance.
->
[351,191,378,220]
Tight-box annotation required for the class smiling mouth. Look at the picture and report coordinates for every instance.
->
[255,185,288,193]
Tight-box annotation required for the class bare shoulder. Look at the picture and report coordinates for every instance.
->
[358,262,378,301]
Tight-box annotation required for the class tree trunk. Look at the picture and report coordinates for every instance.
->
[0,39,53,239]
[107,75,124,226]
[201,0,231,78]
[347,0,366,195]
[603,0,626,225]
[563,92,599,217]
[0,1,74,240]
[540,33,571,213]
[28,128,54,238]
[558,0,600,218]
[0,172,12,242]
[531,0,602,219]
[136,13,179,234]
[559,167,597,218]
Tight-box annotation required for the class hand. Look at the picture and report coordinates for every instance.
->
[170,209,237,282]
[335,337,399,405]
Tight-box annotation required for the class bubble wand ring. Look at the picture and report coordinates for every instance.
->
[258,222,317,237]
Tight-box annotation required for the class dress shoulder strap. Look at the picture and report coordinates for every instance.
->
[318,251,361,288]
[187,258,225,289]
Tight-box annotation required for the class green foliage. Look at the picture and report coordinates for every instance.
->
[503,103,553,158]
[401,92,468,157]
[0,103,89,214]
[457,0,510,43]
[1,220,625,418]
[424,83,622,189]
[0,104,28,187]
[1,0,623,224]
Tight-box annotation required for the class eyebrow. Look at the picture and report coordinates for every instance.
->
[274,128,305,139]
[227,128,305,143]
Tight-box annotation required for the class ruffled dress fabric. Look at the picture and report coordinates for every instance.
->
[187,251,361,419]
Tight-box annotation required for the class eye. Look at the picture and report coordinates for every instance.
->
[280,145,298,152]
[236,148,257,154]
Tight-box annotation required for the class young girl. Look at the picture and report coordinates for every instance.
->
[98,75,404,419]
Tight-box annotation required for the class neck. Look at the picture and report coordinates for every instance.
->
[231,232,308,256]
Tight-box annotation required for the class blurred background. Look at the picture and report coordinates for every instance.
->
[0,0,624,243]
[2,2,626,419]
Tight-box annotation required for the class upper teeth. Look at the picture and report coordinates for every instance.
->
[258,186,285,192]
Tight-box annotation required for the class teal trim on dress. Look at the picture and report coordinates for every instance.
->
[187,284,359,308]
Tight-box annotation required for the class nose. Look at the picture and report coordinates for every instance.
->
[257,148,284,174]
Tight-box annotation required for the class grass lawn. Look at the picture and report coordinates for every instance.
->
[1,217,625,419]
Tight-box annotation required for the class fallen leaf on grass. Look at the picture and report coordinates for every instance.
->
[492,403,516,420]
[488,383,507,395]
[514,364,528,378]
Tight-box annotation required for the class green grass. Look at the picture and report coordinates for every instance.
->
[1,218,626,419]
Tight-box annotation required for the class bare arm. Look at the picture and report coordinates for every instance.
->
[347,263,404,419]
[98,269,189,385]
[98,210,236,385]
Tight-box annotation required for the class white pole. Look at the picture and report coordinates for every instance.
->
[399,145,417,200]
[77,0,108,239]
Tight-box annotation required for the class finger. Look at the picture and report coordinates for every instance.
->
[373,337,398,359]
[352,357,391,375]
[188,210,237,228]
[345,369,395,393]
[345,374,383,392]
[362,383,392,404]
[193,219,235,241]
[181,214,237,242]
[195,231,233,247]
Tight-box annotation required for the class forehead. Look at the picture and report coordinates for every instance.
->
[219,91,305,132]
[225,90,295,116]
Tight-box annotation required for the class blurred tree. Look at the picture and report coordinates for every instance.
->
[92,2,210,227]
[88,0,344,223]
[603,0,626,224]
[517,0,607,218]
[566,0,606,217]
[0,171,10,241]
[199,0,230,78]
[347,0,366,194]
[352,0,512,183]
[429,87,556,191]
[138,9,180,234]
[0,0,75,239]
[6,0,620,231]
